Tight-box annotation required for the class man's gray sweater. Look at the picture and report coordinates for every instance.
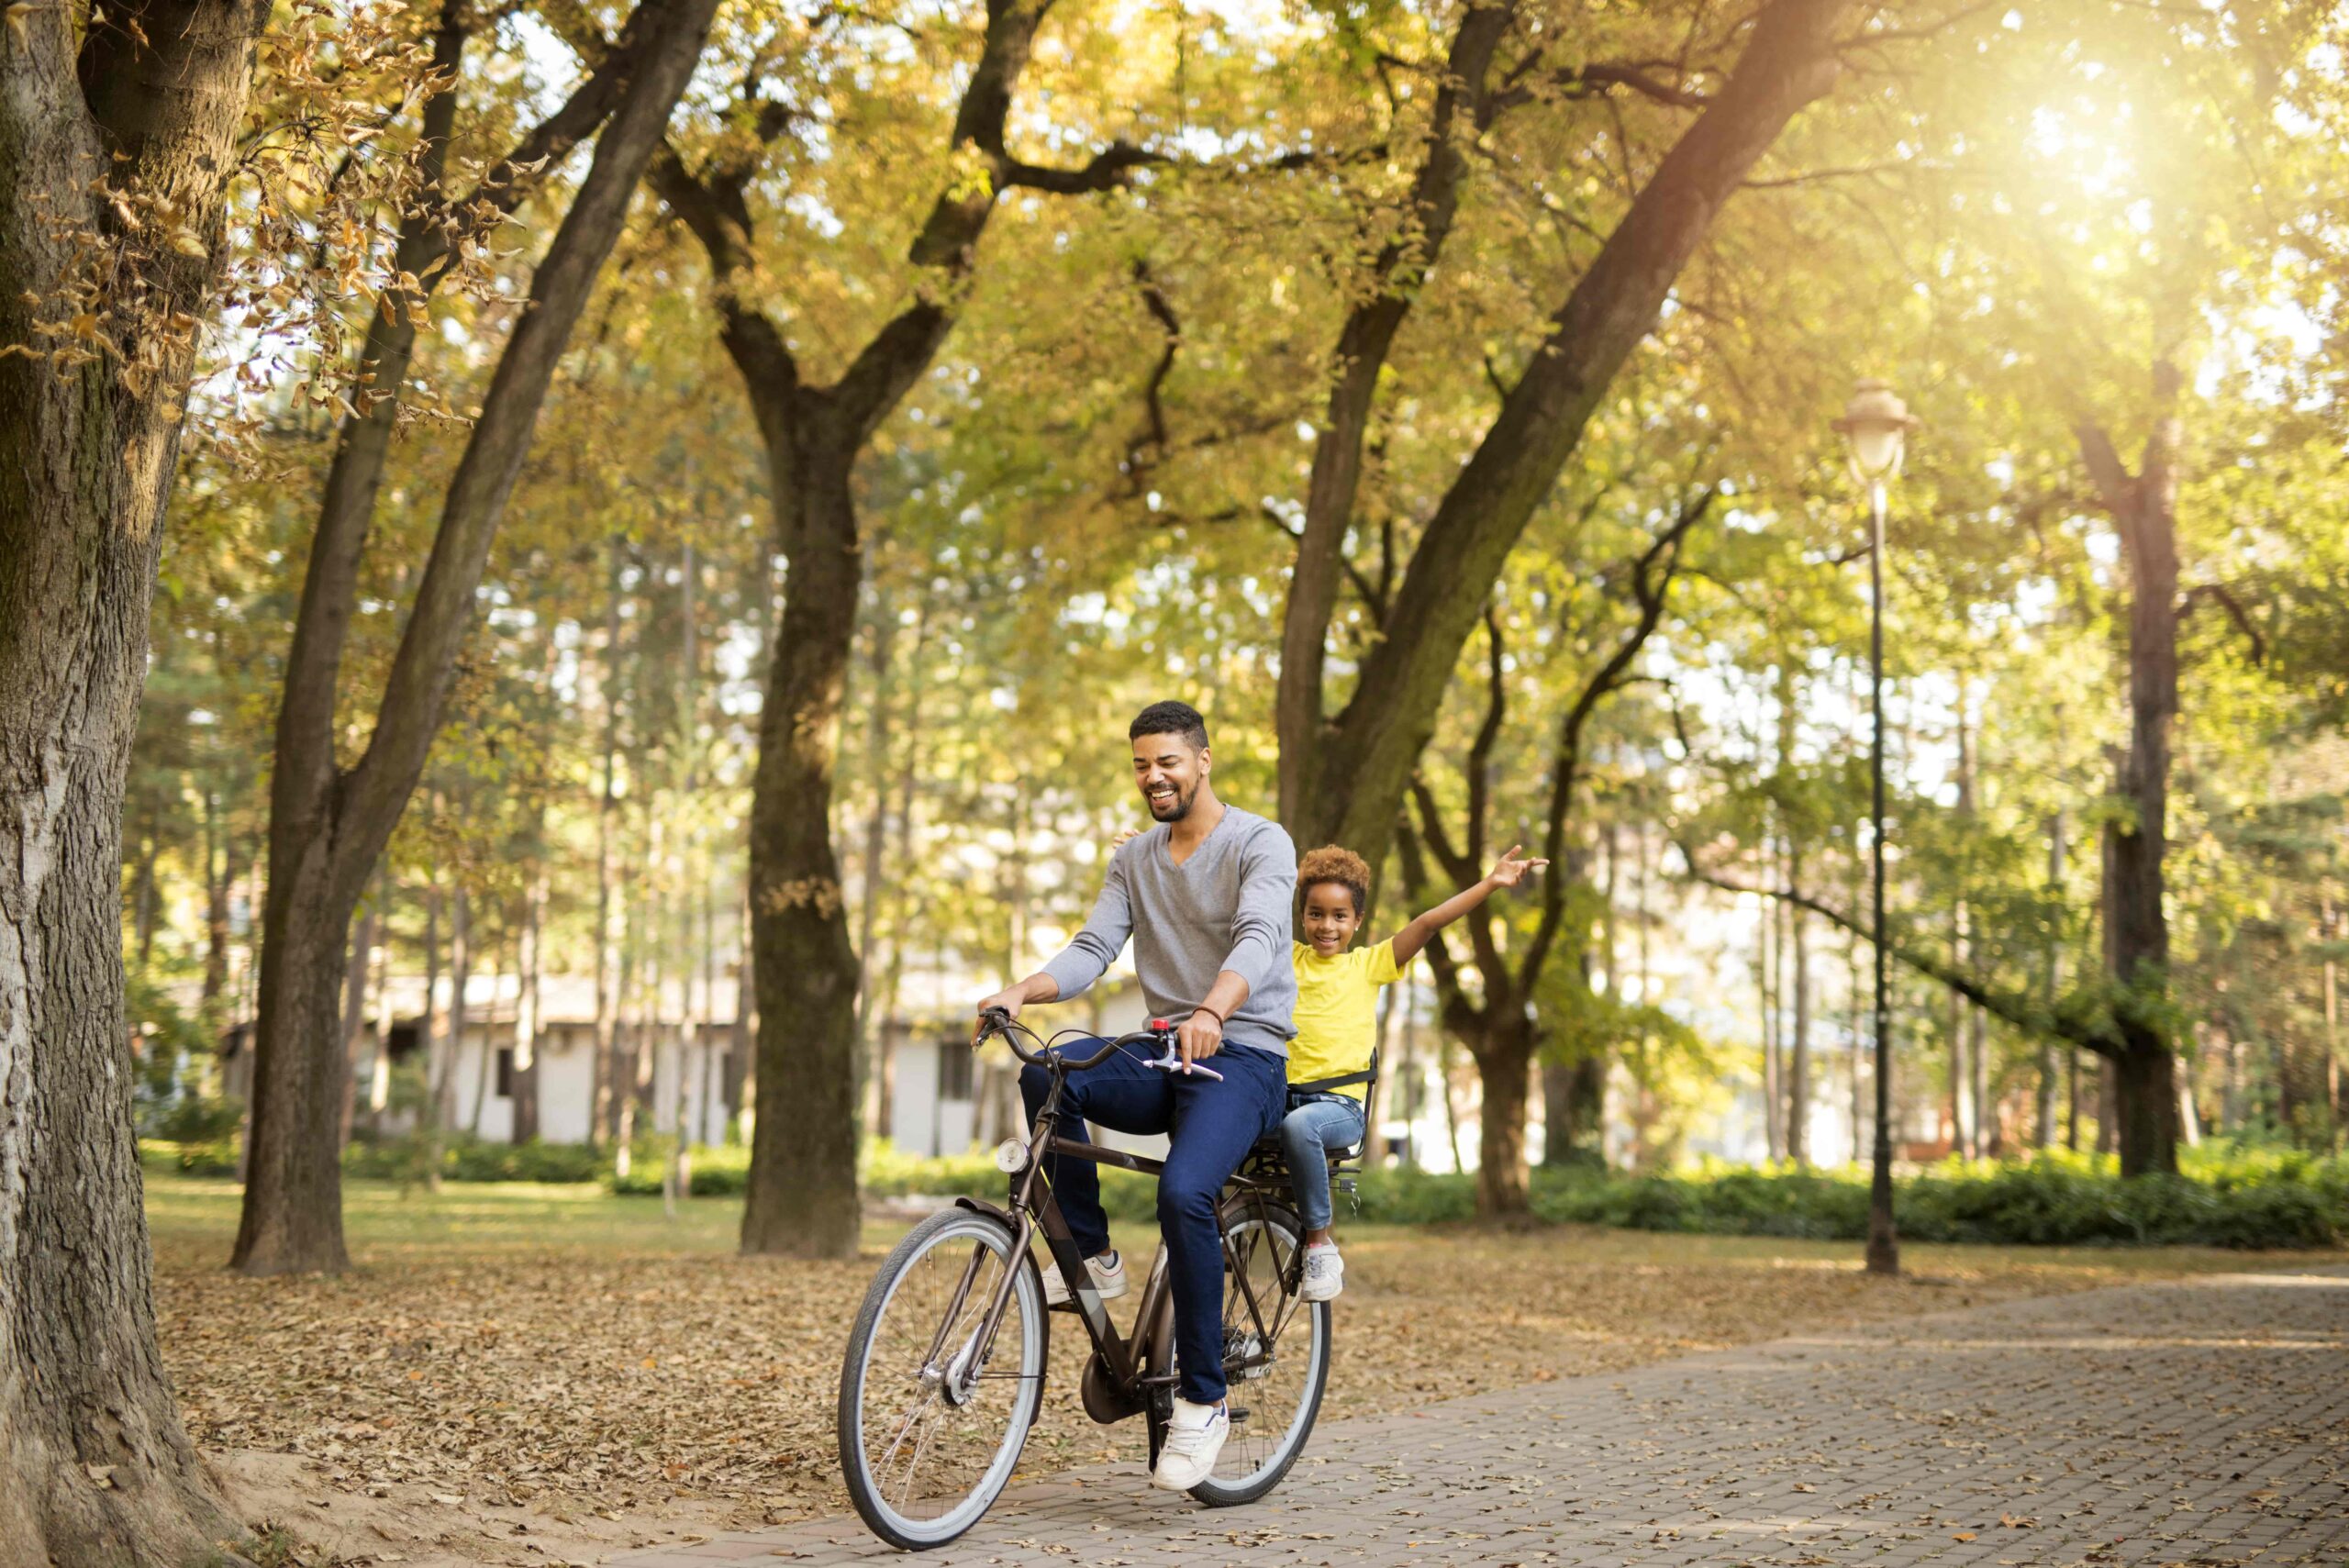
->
[1041,805,1298,1057]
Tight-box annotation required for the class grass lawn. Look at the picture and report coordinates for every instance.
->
[147,1172,2342,1566]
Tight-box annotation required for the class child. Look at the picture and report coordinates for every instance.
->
[1286,841,1547,1300]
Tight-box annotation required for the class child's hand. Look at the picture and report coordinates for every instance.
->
[1486,843,1550,889]
[1109,826,1142,851]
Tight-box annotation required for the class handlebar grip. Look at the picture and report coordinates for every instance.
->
[977,1006,1049,1065]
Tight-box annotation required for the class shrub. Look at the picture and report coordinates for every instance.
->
[154,1095,244,1145]
[1519,1151,2344,1250]
[344,1134,606,1186]
[607,1139,750,1196]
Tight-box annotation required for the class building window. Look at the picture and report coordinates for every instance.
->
[937,1037,973,1102]
[495,1047,516,1099]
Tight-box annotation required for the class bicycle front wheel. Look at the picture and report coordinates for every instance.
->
[837,1207,1048,1549]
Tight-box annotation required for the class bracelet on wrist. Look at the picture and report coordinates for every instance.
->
[1192,1006,1226,1028]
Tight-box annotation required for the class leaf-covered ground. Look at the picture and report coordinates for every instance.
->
[147,1174,2335,1566]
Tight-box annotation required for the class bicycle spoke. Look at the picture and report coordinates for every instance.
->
[843,1213,1042,1541]
[1202,1205,1324,1494]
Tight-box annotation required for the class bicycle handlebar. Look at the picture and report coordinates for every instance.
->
[975,1008,1221,1078]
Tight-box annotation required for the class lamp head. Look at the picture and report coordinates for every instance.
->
[1833,378,1920,484]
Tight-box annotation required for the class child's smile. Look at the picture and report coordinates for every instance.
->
[1301,883,1361,957]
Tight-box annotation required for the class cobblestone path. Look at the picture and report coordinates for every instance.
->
[616,1265,2349,1566]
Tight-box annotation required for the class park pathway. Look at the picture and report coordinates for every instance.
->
[616,1265,2349,1566]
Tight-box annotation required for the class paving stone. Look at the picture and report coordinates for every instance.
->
[612,1267,2349,1566]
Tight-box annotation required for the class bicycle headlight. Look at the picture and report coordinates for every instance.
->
[993,1138,1030,1173]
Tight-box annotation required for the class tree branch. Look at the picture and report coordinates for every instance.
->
[1464,606,1507,868]
[2073,419,2136,517]
[1677,838,2123,1061]
[1000,140,1163,193]
[1522,487,1714,982]
[1487,59,1712,117]
[2179,583,2267,665]
[1408,775,1478,889]
[1120,260,1179,486]
[1275,0,1523,824]
[1319,0,1854,862]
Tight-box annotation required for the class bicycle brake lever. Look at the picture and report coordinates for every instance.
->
[1141,1038,1223,1081]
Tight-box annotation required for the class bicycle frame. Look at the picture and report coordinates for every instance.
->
[928,1049,1304,1423]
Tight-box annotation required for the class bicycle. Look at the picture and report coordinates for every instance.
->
[836,1008,1337,1550]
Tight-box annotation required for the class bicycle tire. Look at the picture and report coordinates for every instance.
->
[1142,1194,1331,1507]
[837,1207,1048,1549]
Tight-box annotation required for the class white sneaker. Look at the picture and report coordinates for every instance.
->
[1300,1242,1344,1301]
[1040,1249,1126,1307]
[1152,1396,1230,1490]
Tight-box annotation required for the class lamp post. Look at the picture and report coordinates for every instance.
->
[1834,378,1917,1278]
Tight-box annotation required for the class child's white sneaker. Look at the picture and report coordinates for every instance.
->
[1299,1241,1344,1301]
[1151,1396,1230,1489]
[1041,1249,1126,1306]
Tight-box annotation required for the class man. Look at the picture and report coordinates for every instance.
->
[975,699,1297,1491]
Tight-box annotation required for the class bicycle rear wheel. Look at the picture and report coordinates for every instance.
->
[1150,1194,1330,1507]
[837,1207,1047,1549]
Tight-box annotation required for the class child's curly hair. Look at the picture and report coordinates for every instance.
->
[1297,845,1372,917]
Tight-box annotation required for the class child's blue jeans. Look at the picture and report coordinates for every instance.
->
[1280,1095,1367,1231]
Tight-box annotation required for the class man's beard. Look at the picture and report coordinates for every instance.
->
[1147,778,1198,821]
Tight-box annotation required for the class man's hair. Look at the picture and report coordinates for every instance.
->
[1129,700,1208,751]
[1297,845,1372,918]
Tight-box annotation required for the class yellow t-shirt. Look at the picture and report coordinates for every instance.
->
[1287,940,1402,1103]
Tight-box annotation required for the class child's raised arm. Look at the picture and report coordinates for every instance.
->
[1387,844,1549,963]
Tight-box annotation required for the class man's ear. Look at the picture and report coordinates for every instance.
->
[1197,746,1211,777]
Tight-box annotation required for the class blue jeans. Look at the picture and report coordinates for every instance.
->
[1280,1095,1366,1231]
[1019,1040,1286,1404]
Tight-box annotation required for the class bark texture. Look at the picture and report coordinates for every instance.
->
[1,3,267,1561]
[233,0,718,1273]
[651,0,1151,1257]
[2076,367,2184,1178]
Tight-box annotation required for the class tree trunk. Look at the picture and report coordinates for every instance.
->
[132,835,162,974]
[203,786,234,1020]
[2077,382,2183,1177]
[591,537,627,1148]
[852,584,897,1134]
[1396,969,1422,1169]
[337,885,381,1149]
[418,877,443,1163]
[729,882,753,1137]
[1761,836,1783,1162]
[741,454,865,1257]
[1275,0,1521,828]
[1542,1053,1604,1167]
[1474,1018,1536,1216]
[366,895,395,1134]
[646,0,1122,1256]
[513,873,544,1142]
[2096,1056,2119,1155]
[468,926,504,1140]
[234,0,719,1274]
[427,882,472,1171]
[2038,809,2065,1147]
[1,3,269,1557]
[1971,997,1993,1154]
[1440,1040,1466,1175]
[2325,897,2341,1147]
[1788,847,1811,1167]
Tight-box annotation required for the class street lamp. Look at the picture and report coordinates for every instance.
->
[1834,377,1917,1278]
